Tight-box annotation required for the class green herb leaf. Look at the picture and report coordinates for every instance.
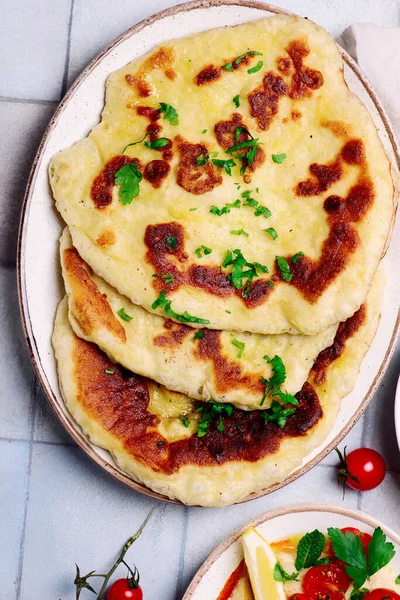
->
[212,158,237,175]
[166,236,177,249]
[295,530,326,571]
[194,331,205,340]
[273,563,299,582]
[254,204,272,218]
[350,588,370,600]
[226,138,261,155]
[264,227,278,240]
[158,102,179,125]
[222,248,268,298]
[233,94,240,108]
[210,199,241,216]
[264,355,287,389]
[144,137,170,149]
[105,368,115,375]
[262,400,297,428]
[197,153,209,166]
[395,575,400,585]
[195,245,213,258]
[276,256,293,282]
[161,273,174,285]
[196,401,234,437]
[274,390,299,405]
[291,251,304,264]
[202,129,207,134]
[241,191,271,218]
[328,527,368,588]
[151,291,210,324]
[122,133,149,153]
[232,338,245,358]
[368,527,396,577]
[180,416,190,427]
[314,558,332,566]
[272,153,287,164]
[230,228,249,237]
[115,163,142,205]
[248,60,263,74]
[189,207,197,211]
[222,62,234,72]
[117,307,133,322]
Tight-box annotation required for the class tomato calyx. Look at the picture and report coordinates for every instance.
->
[335,446,360,493]
[125,563,140,590]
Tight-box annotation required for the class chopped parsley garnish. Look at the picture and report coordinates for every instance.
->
[157,102,179,125]
[105,368,115,375]
[151,291,210,324]
[225,127,263,174]
[230,228,249,237]
[273,563,299,582]
[212,158,237,176]
[263,401,297,428]
[202,129,207,134]
[195,245,213,258]
[194,331,205,340]
[222,50,263,71]
[117,307,133,322]
[295,530,326,570]
[115,163,142,205]
[180,416,190,427]
[272,153,287,164]
[233,94,240,108]
[226,137,261,155]
[276,256,293,282]
[189,207,197,211]
[166,236,177,249]
[210,199,241,216]
[122,133,149,153]
[350,589,370,600]
[291,251,304,264]
[264,227,278,240]
[328,527,395,588]
[196,401,233,437]
[197,153,209,166]
[267,280,274,287]
[222,248,268,298]
[248,60,263,74]
[260,354,298,409]
[144,137,170,149]
[232,338,245,358]
[395,575,400,585]
[225,310,231,314]
[161,273,174,285]
[241,190,272,218]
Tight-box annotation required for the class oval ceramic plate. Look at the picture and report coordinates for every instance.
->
[395,375,400,450]
[183,503,400,599]
[18,0,400,504]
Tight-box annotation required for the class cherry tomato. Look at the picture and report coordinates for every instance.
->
[107,578,143,600]
[344,448,386,491]
[289,594,311,600]
[363,590,400,600]
[328,527,372,559]
[303,563,350,600]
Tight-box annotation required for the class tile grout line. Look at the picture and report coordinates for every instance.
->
[0,95,57,106]
[60,0,75,99]
[15,376,38,599]
[175,506,189,600]
[0,435,76,447]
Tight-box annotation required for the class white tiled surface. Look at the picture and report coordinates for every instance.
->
[1,1,400,599]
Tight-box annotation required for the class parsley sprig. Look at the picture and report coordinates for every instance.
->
[222,50,263,72]
[151,291,210,325]
[157,102,179,125]
[115,164,142,205]
[196,401,234,437]
[210,199,241,216]
[222,248,268,298]
[260,355,298,423]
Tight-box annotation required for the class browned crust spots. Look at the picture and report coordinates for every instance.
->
[125,46,175,97]
[72,334,322,474]
[217,560,247,600]
[175,135,223,195]
[63,247,126,343]
[153,319,191,347]
[91,155,142,209]
[195,330,265,396]
[214,113,265,172]
[311,304,366,384]
[144,160,171,188]
[195,65,222,86]
[292,110,302,120]
[144,222,276,307]
[249,39,323,130]
[322,120,351,138]
[96,230,116,247]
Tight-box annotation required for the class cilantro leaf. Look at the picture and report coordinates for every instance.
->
[368,527,395,577]
[232,338,245,358]
[157,102,179,125]
[272,153,286,164]
[295,530,325,571]
[274,563,299,582]
[291,251,304,264]
[264,227,278,240]
[144,137,170,149]
[115,163,142,205]
[248,60,263,74]
[117,307,133,322]
[122,133,149,153]
[276,256,293,282]
[233,94,240,108]
[151,291,210,324]
[328,528,368,588]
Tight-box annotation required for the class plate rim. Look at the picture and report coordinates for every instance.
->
[16,0,400,506]
[182,502,400,599]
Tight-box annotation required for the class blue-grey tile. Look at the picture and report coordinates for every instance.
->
[0,0,72,100]
[67,0,189,87]
[180,464,360,594]
[33,382,74,444]
[321,413,366,467]
[20,444,185,599]
[0,266,35,439]
[0,100,57,263]
[359,471,400,532]
[0,439,30,600]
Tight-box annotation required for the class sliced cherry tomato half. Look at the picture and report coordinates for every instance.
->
[305,589,345,600]
[328,527,372,559]
[363,589,400,600]
[303,564,350,598]
[289,594,311,600]
[107,578,143,600]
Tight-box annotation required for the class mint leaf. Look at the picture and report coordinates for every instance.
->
[115,163,142,205]
[367,527,395,577]
[295,529,325,571]
[273,563,299,582]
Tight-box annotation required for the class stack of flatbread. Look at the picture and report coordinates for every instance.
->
[49,15,395,507]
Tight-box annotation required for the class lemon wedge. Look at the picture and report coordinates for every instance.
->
[242,527,287,600]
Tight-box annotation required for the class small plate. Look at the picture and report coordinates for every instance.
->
[183,503,400,599]
[18,0,400,503]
